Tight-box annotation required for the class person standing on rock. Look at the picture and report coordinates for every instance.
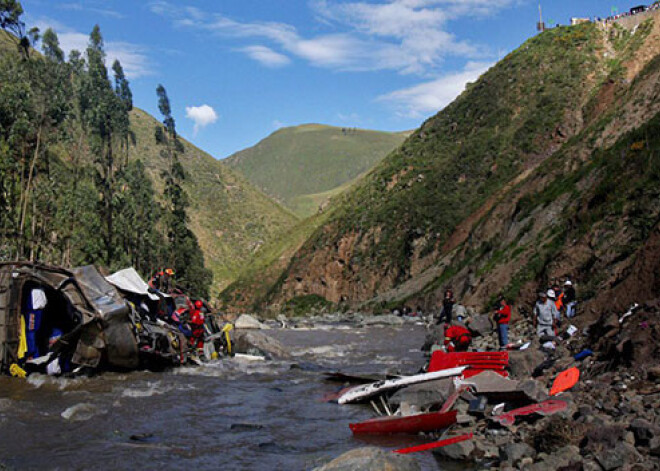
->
[437,289,456,325]
[533,291,558,337]
[564,280,577,318]
[493,295,511,349]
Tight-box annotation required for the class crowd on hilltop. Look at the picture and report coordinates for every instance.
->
[600,2,659,24]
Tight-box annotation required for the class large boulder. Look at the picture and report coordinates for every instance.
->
[595,442,642,471]
[235,314,270,330]
[468,314,493,337]
[233,331,290,359]
[388,379,454,410]
[508,348,546,379]
[315,447,419,471]
[433,438,475,461]
[499,442,537,466]
[629,418,660,446]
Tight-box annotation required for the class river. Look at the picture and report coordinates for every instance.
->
[0,324,456,470]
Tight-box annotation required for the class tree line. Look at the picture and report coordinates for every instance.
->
[0,1,212,297]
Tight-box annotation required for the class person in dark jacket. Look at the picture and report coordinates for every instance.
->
[564,280,577,318]
[437,289,456,325]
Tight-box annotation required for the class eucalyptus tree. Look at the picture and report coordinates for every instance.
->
[154,84,211,297]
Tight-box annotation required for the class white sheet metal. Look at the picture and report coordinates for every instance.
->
[337,367,467,404]
[106,268,165,301]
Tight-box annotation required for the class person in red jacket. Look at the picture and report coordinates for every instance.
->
[444,325,472,352]
[494,295,511,349]
[189,300,205,351]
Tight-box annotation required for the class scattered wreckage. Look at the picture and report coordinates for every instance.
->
[0,262,233,377]
[326,343,579,457]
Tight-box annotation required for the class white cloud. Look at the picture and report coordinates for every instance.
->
[378,61,492,118]
[185,104,219,135]
[30,17,153,78]
[148,1,513,75]
[272,120,287,129]
[58,2,124,19]
[240,45,291,67]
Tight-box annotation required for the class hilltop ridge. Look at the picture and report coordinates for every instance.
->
[224,123,408,217]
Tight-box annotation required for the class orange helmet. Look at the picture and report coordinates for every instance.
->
[165,268,174,275]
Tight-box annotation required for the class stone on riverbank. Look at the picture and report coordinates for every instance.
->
[235,314,270,330]
[233,331,290,359]
[315,447,419,471]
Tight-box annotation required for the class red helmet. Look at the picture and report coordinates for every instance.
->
[194,300,203,309]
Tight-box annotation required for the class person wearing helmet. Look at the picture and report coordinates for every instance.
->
[533,291,558,338]
[189,300,205,352]
[564,280,577,318]
[444,324,472,352]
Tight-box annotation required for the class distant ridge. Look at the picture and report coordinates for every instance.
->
[224,124,408,217]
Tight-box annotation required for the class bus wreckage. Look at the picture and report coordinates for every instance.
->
[0,262,232,377]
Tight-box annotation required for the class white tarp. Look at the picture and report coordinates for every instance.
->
[106,268,167,301]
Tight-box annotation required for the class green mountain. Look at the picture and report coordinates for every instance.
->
[255,15,660,318]
[128,109,298,294]
[224,124,408,217]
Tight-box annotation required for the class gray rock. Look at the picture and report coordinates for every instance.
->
[388,379,453,410]
[517,378,549,403]
[508,349,546,379]
[235,314,269,330]
[582,459,603,471]
[433,438,475,461]
[233,331,290,359]
[646,365,660,382]
[526,445,581,471]
[315,447,420,471]
[596,442,641,471]
[473,438,499,460]
[500,442,537,465]
[468,314,493,336]
[630,418,660,445]
[649,436,660,456]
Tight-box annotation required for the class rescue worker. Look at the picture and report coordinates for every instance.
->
[189,300,205,353]
[553,284,564,313]
[444,324,472,352]
[493,295,511,349]
[437,289,456,325]
[25,286,47,359]
[533,291,558,337]
[564,280,577,318]
[149,268,175,293]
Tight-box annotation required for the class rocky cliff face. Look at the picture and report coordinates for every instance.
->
[264,15,660,318]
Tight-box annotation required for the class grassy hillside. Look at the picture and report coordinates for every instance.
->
[219,212,330,313]
[128,109,298,295]
[224,124,407,217]
[258,16,660,315]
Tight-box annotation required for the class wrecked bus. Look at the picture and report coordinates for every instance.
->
[0,262,184,376]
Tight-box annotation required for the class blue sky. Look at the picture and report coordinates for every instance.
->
[24,0,651,158]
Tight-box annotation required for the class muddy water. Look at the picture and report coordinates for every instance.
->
[0,324,453,470]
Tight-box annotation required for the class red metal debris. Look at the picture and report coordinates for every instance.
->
[492,399,568,426]
[393,433,474,454]
[349,410,457,435]
[429,351,509,378]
